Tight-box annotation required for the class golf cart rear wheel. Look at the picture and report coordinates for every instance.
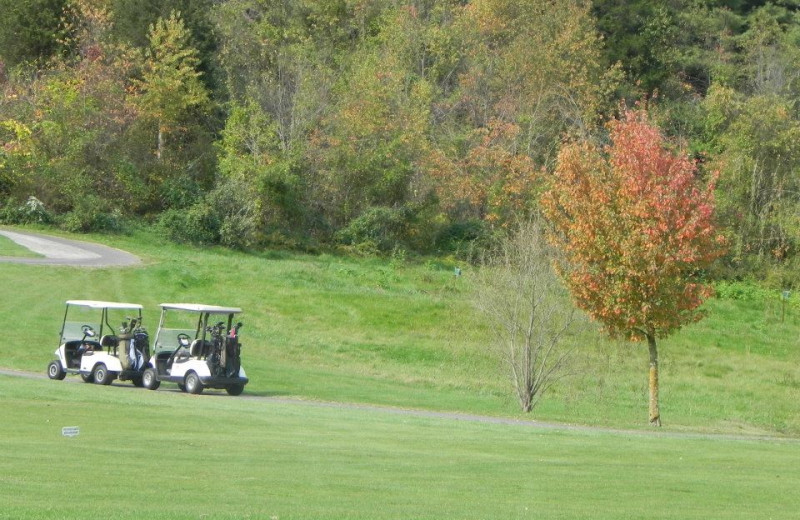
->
[226,384,244,396]
[131,375,144,387]
[142,368,160,390]
[47,361,66,380]
[184,372,203,394]
[93,363,112,385]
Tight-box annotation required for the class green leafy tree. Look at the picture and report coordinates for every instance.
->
[542,107,725,426]
[214,101,303,246]
[704,86,800,272]
[0,0,67,67]
[136,12,209,162]
[428,0,618,227]
[110,0,219,91]
[212,0,369,240]
[0,0,144,228]
[311,6,435,227]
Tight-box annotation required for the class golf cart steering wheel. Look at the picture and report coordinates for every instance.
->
[176,333,191,348]
[81,325,96,338]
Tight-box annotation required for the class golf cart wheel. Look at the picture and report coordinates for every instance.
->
[47,361,66,380]
[93,363,112,385]
[177,383,186,392]
[80,372,94,383]
[184,372,204,395]
[131,375,144,387]
[226,384,244,396]
[142,368,160,390]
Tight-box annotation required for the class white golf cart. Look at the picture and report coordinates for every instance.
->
[47,300,150,386]
[142,303,248,395]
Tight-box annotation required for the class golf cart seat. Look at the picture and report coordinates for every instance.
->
[64,340,102,367]
[100,335,119,348]
[190,339,213,358]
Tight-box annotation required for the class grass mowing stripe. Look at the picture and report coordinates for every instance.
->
[1,376,798,519]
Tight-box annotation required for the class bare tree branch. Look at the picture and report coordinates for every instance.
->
[471,216,582,412]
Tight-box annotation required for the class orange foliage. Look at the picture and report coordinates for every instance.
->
[542,107,726,341]
[428,118,540,224]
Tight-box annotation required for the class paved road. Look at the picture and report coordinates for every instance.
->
[0,229,140,266]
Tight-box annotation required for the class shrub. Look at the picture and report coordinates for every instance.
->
[158,203,221,245]
[714,280,771,301]
[59,195,125,233]
[335,206,414,253]
[0,196,52,225]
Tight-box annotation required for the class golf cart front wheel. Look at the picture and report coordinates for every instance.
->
[184,372,204,395]
[47,361,66,380]
[142,368,160,390]
[80,372,94,383]
[226,384,244,396]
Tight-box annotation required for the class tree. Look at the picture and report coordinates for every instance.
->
[704,87,800,272]
[137,12,208,162]
[0,0,67,67]
[472,217,579,413]
[542,106,725,426]
[308,4,438,229]
[428,0,619,227]
[0,0,145,227]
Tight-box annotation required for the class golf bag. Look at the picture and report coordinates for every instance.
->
[207,322,242,378]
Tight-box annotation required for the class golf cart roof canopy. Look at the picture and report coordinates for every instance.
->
[159,303,242,314]
[66,300,143,310]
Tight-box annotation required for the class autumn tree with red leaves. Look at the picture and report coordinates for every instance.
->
[542,107,725,426]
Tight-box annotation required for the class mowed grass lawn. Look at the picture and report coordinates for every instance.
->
[1,375,798,520]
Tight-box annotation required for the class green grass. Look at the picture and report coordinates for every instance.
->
[2,225,799,518]
[0,225,799,437]
[0,232,41,257]
[1,375,798,520]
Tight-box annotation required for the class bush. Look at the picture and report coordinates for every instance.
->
[205,182,260,250]
[714,280,771,302]
[434,219,495,259]
[158,203,221,245]
[335,206,414,253]
[58,195,125,233]
[0,196,52,225]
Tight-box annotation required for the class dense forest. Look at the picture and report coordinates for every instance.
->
[2,0,800,284]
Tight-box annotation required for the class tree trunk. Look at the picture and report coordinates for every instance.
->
[157,123,164,161]
[646,333,661,427]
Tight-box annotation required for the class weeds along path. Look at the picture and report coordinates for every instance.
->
[0,229,140,267]
[1,367,796,444]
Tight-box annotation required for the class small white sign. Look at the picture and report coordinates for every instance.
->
[62,426,80,437]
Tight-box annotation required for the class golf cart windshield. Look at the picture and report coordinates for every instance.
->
[154,303,242,352]
[60,300,143,343]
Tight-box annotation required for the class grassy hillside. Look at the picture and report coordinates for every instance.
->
[1,226,798,436]
[1,375,797,520]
